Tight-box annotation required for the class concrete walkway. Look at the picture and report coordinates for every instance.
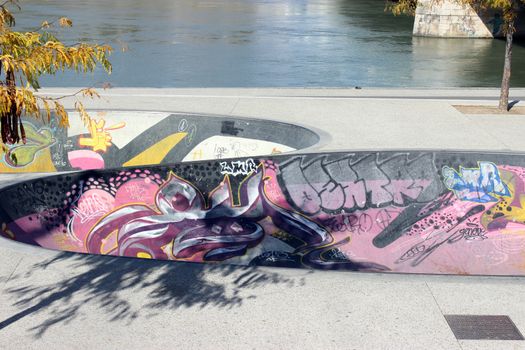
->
[1,88,525,349]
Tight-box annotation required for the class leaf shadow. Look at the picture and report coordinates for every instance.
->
[1,251,307,338]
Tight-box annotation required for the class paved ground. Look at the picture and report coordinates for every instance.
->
[1,88,525,349]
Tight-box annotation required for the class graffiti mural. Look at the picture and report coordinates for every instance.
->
[443,162,510,203]
[181,135,294,161]
[0,122,60,172]
[78,118,126,153]
[0,112,315,172]
[3,151,525,275]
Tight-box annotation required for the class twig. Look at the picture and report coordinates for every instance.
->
[36,86,96,101]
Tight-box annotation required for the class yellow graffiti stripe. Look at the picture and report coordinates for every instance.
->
[100,229,119,254]
[123,132,187,167]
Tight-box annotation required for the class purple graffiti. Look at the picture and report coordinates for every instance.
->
[85,168,387,271]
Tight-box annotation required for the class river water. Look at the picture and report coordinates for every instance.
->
[14,0,525,87]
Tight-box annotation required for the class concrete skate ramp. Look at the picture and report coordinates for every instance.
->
[0,112,319,172]
[3,150,525,276]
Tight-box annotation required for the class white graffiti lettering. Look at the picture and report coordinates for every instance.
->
[220,158,258,176]
[71,193,112,223]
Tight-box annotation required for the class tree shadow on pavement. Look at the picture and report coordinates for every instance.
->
[0,252,307,338]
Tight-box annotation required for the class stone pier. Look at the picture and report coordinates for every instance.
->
[414,0,525,38]
[414,0,493,38]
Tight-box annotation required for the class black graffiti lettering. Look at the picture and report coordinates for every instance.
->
[381,156,423,205]
[397,244,425,262]
[346,213,373,234]
[321,217,346,232]
[279,153,442,215]
[10,181,48,216]
[302,159,344,212]
[324,158,367,211]
[395,230,459,266]
[460,227,488,240]
[279,158,320,215]
[320,213,373,234]
[395,205,486,265]
[351,154,392,206]
[407,153,444,202]
[375,209,400,230]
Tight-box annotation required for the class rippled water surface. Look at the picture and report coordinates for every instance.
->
[14,0,525,87]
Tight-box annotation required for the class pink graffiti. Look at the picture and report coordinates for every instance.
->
[68,150,105,170]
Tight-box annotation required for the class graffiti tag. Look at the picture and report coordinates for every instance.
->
[320,213,373,234]
[460,221,488,241]
[71,193,113,223]
[125,184,147,201]
[396,207,486,266]
[442,162,510,203]
[220,158,258,176]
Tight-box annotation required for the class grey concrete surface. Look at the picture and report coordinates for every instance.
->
[38,87,525,152]
[1,88,525,349]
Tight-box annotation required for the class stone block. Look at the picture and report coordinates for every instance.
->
[414,0,493,38]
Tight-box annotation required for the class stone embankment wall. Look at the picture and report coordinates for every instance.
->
[414,0,525,38]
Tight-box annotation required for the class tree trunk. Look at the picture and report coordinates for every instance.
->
[1,69,24,144]
[499,19,514,111]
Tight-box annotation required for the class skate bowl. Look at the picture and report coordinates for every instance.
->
[0,111,320,172]
[2,134,525,275]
